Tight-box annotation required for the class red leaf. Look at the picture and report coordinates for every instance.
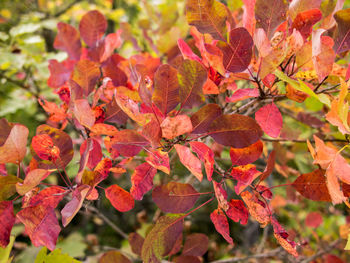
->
[0,201,15,248]
[190,103,222,134]
[175,144,203,182]
[325,254,345,263]
[25,186,66,208]
[80,138,102,170]
[129,232,144,256]
[210,208,233,244]
[231,164,261,194]
[213,181,228,211]
[31,134,60,161]
[105,184,134,212]
[208,114,263,148]
[217,27,253,73]
[305,211,323,228]
[102,55,128,87]
[178,59,207,108]
[54,22,81,60]
[152,182,199,213]
[182,233,209,256]
[255,103,283,138]
[291,9,322,40]
[98,250,132,263]
[47,59,74,88]
[105,97,129,125]
[79,10,107,47]
[152,64,179,115]
[226,88,259,103]
[177,39,202,63]
[230,140,263,166]
[160,115,193,139]
[271,217,298,257]
[16,169,51,195]
[190,141,215,181]
[0,119,29,164]
[130,162,157,200]
[255,0,288,39]
[17,204,61,251]
[259,150,276,183]
[292,169,332,202]
[111,130,149,157]
[146,150,170,175]
[89,30,123,63]
[226,199,249,225]
[241,191,270,227]
[61,185,90,227]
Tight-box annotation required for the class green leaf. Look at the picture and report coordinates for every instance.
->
[34,248,81,263]
[0,236,14,263]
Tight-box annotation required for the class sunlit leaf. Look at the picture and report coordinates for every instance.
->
[105,184,134,212]
[79,10,107,47]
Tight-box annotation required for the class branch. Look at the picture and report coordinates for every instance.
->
[299,239,342,263]
[210,247,283,263]
[85,205,129,240]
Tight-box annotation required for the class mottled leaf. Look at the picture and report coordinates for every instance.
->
[0,175,22,201]
[231,164,261,194]
[292,9,322,40]
[226,199,249,225]
[241,190,270,227]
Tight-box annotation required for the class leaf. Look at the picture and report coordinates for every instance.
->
[111,130,149,157]
[72,99,95,128]
[71,60,100,96]
[255,0,288,39]
[210,208,233,244]
[35,247,81,263]
[17,204,61,251]
[226,199,249,225]
[141,214,184,263]
[325,78,350,134]
[271,217,298,257]
[231,164,261,194]
[102,56,128,87]
[80,138,102,170]
[178,59,207,108]
[174,256,201,263]
[105,184,134,212]
[152,182,199,213]
[33,125,73,169]
[289,0,322,20]
[105,97,129,125]
[177,39,202,63]
[291,9,322,40]
[79,10,107,47]
[98,251,131,263]
[152,64,179,115]
[334,8,350,54]
[47,59,74,88]
[182,233,208,256]
[128,232,144,256]
[260,42,288,79]
[16,169,51,195]
[146,150,170,174]
[0,175,22,201]
[160,115,193,139]
[0,118,28,164]
[305,211,323,228]
[32,134,60,161]
[54,22,81,60]
[259,150,276,183]
[292,169,332,202]
[241,191,270,227]
[0,201,15,248]
[61,185,90,227]
[0,236,14,263]
[130,162,157,200]
[226,88,259,103]
[217,27,253,73]
[186,0,228,41]
[255,103,283,138]
[190,103,222,134]
[242,0,256,35]
[25,186,67,209]
[175,144,203,182]
[230,140,263,165]
[190,141,215,181]
[208,114,263,148]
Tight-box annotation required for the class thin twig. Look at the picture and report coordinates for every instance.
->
[299,239,342,263]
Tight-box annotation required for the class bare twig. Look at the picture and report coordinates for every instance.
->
[299,239,342,263]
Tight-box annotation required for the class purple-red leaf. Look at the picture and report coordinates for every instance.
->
[182,233,209,256]
[152,182,199,213]
[208,114,263,148]
[129,232,144,256]
[334,8,350,54]
[111,130,149,157]
[190,103,222,134]
[0,201,15,248]
[80,138,103,170]
[54,22,81,60]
